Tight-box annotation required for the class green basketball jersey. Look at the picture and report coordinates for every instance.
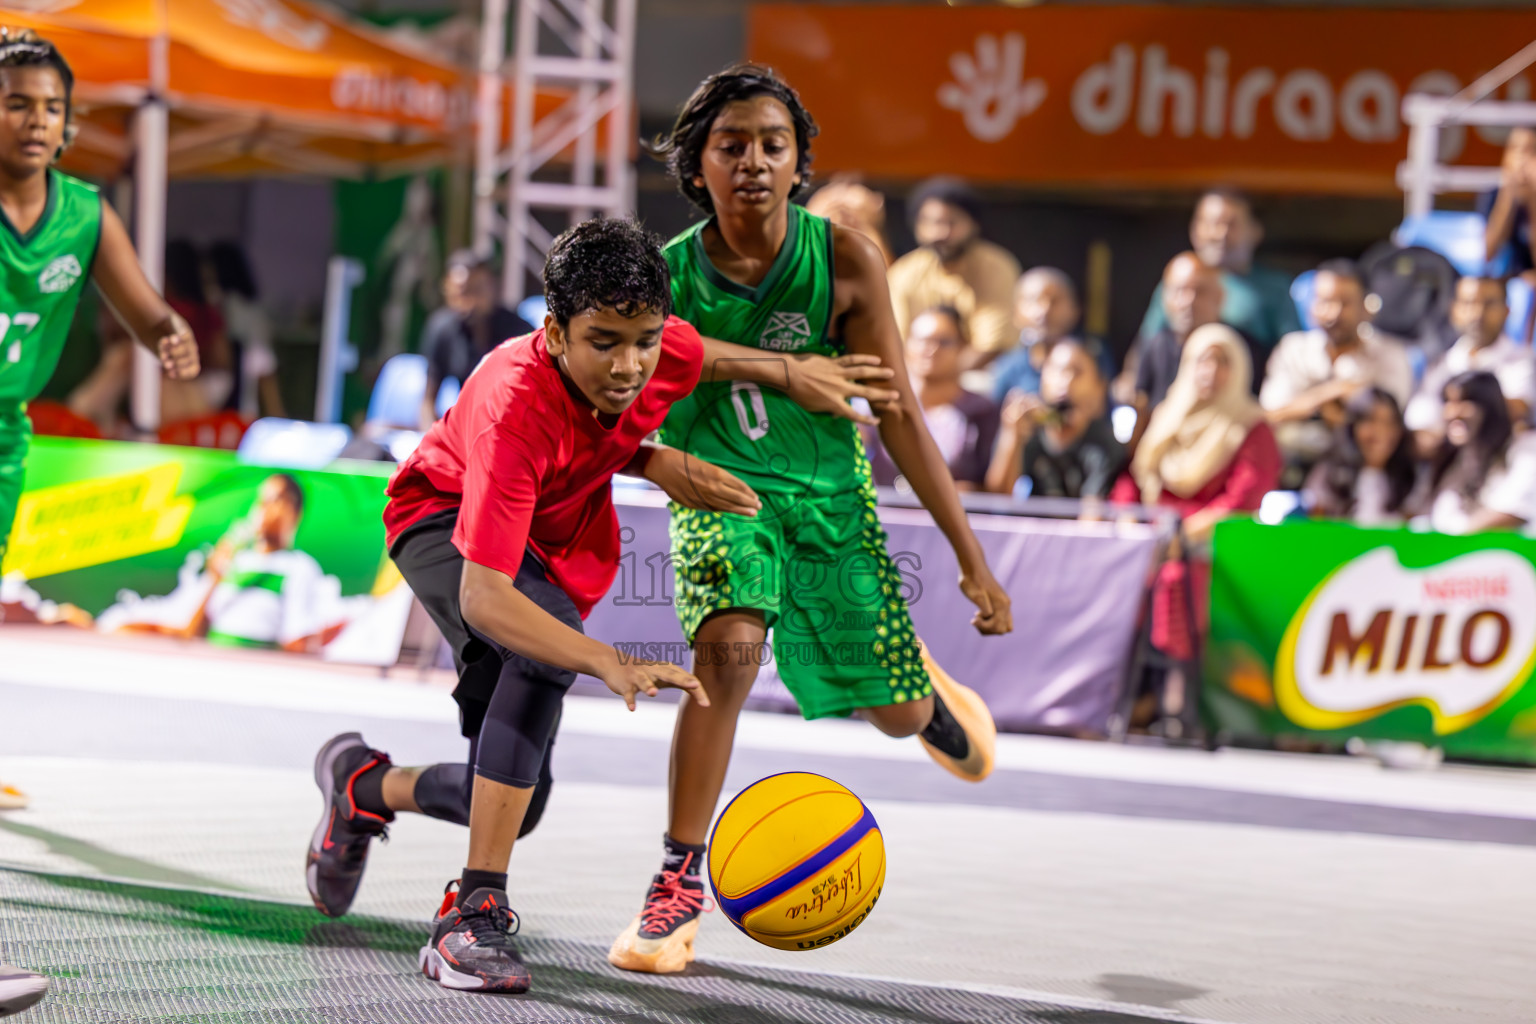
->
[0,169,102,412]
[659,204,860,500]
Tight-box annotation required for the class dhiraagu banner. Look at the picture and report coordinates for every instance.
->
[0,438,410,667]
[1205,519,1536,763]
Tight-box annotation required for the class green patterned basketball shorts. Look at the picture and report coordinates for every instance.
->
[0,465,20,566]
[669,489,933,719]
[0,413,30,566]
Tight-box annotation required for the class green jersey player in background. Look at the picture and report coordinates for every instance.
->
[0,28,200,565]
[0,24,198,827]
[609,64,1014,975]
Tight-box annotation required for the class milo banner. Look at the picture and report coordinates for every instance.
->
[1206,519,1536,763]
[0,438,409,666]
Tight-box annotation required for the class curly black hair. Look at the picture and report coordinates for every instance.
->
[650,63,818,216]
[0,29,77,153]
[542,217,671,326]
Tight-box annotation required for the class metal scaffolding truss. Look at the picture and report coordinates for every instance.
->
[474,0,637,303]
[1399,38,1536,218]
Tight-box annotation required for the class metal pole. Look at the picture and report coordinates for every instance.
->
[504,0,540,304]
[473,0,508,257]
[316,257,364,424]
[607,0,636,218]
[130,23,169,433]
[570,0,600,225]
[1401,95,1441,221]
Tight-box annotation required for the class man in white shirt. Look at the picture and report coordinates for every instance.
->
[98,474,343,651]
[1405,276,1534,454]
[1260,259,1414,467]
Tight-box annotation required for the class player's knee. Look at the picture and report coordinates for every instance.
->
[862,695,934,738]
[692,611,769,696]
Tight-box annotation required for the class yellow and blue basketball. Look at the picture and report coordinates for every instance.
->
[707,772,885,951]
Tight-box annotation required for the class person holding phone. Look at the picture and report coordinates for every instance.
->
[987,336,1124,498]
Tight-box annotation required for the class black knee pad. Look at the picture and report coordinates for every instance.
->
[413,763,471,827]
[516,713,558,838]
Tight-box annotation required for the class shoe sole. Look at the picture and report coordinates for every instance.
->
[0,973,48,1016]
[419,946,531,994]
[607,915,699,974]
[917,643,997,783]
[306,732,368,918]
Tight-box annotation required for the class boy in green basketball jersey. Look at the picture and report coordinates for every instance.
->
[610,65,1014,973]
[0,31,200,806]
[0,31,198,1013]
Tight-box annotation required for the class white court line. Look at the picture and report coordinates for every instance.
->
[0,859,1239,1024]
[699,955,1243,1024]
[4,633,1535,820]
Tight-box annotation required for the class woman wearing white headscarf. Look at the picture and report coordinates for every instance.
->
[1111,324,1281,660]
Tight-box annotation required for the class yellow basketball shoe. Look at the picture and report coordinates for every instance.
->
[917,645,997,782]
[608,850,707,974]
[0,782,29,811]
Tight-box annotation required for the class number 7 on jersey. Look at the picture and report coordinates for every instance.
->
[1,312,41,365]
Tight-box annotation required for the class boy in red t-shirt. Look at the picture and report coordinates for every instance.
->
[303,218,891,994]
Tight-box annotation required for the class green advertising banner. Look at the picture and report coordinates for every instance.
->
[0,438,410,666]
[1206,519,1536,763]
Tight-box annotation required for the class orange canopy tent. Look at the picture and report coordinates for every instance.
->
[1,0,481,425]
[1,0,472,178]
[2,0,604,425]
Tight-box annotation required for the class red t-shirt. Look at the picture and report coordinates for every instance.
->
[383,317,704,618]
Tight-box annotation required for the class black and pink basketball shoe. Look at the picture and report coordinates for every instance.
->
[305,732,392,917]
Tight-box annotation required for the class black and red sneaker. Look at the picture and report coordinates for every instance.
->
[419,881,531,993]
[607,851,709,974]
[305,732,392,918]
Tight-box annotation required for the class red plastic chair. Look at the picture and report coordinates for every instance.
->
[157,410,252,450]
[25,400,103,440]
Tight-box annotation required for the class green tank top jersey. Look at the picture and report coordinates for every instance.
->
[659,204,862,501]
[0,169,102,412]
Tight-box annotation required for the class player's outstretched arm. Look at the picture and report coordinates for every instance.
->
[459,560,711,711]
[91,203,199,381]
[638,444,761,517]
[834,226,1013,636]
[697,335,897,426]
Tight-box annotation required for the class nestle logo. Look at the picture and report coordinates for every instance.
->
[1422,575,1509,602]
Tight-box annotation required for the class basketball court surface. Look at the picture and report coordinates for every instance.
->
[1,628,1531,1024]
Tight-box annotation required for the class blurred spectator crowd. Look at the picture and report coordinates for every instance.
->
[814,125,1536,718]
[832,126,1536,550]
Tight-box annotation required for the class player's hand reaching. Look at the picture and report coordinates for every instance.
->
[785,353,899,426]
[156,312,200,381]
[601,654,712,712]
[958,563,1013,636]
[645,447,761,517]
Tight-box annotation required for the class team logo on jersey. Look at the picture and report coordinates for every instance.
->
[38,255,83,294]
[758,312,812,352]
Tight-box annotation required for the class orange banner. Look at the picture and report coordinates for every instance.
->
[748,6,1536,194]
[2,0,466,134]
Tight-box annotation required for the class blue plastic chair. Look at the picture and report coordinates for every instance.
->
[368,354,429,429]
[1407,345,1428,388]
[1508,275,1535,345]
[1290,270,1317,330]
[1394,211,1510,278]
[517,296,548,328]
[236,418,353,469]
[435,376,461,419]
